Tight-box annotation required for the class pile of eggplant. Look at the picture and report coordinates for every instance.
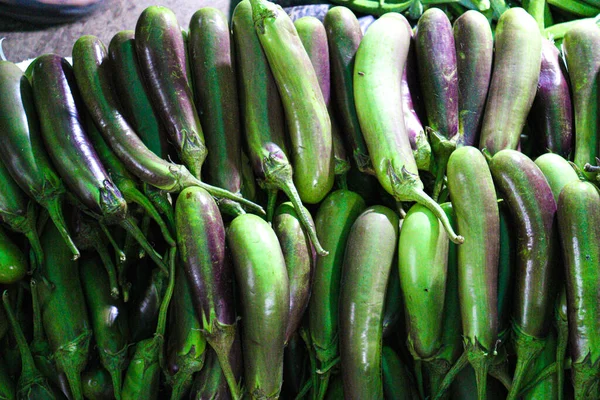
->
[0,0,598,399]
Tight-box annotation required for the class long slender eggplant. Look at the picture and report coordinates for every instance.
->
[121,248,176,400]
[251,0,335,205]
[134,6,206,179]
[453,10,493,148]
[416,8,459,199]
[2,291,57,399]
[435,146,500,400]
[528,39,573,158]
[294,16,350,182]
[107,30,175,229]
[273,201,315,343]
[489,149,558,400]
[308,189,366,399]
[353,12,462,244]
[282,332,308,398]
[324,6,372,173]
[128,264,167,343]
[0,61,79,263]
[164,261,206,400]
[30,54,168,274]
[399,203,449,361]
[80,255,129,400]
[399,203,448,397]
[35,221,92,400]
[0,225,27,285]
[232,0,324,255]
[175,187,242,399]
[382,253,403,339]
[0,158,43,275]
[563,21,600,176]
[70,36,260,215]
[557,181,600,399]
[478,8,542,154]
[188,7,245,217]
[339,205,398,399]
[227,214,289,399]
[382,345,418,400]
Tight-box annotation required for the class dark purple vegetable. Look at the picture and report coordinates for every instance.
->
[528,38,573,158]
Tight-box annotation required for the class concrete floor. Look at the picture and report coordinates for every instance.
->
[0,0,235,62]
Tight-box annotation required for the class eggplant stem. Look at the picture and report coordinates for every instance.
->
[94,241,121,299]
[44,196,80,261]
[186,175,265,216]
[119,217,168,275]
[299,327,318,400]
[3,291,39,381]
[99,223,126,262]
[414,359,426,400]
[267,189,278,224]
[315,371,330,400]
[122,184,175,247]
[469,350,491,400]
[432,350,469,400]
[144,184,176,233]
[506,328,545,400]
[138,213,151,260]
[54,330,92,400]
[555,318,568,400]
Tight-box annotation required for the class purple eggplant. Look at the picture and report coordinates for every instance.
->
[528,38,573,158]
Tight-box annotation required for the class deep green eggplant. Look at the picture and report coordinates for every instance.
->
[382,345,418,400]
[107,30,169,159]
[164,262,206,400]
[557,181,600,399]
[324,6,372,173]
[35,220,92,400]
[529,39,573,158]
[273,201,315,344]
[488,149,558,400]
[416,8,459,199]
[353,12,462,244]
[232,0,324,255]
[382,252,403,339]
[308,189,366,399]
[339,205,398,399]
[128,264,167,343]
[188,7,245,217]
[0,225,27,285]
[0,61,79,263]
[478,8,542,154]
[294,16,350,182]
[80,255,130,400]
[436,146,500,400]
[227,214,289,400]
[250,0,335,205]
[563,21,600,177]
[121,247,176,400]
[2,291,57,399]
[81,365,115,400]
[0,158,43,276]
[453,10,493,148]
[189,348,230,400]
[134,6,206,179]
[175,187,241,399]
[29,54,168,274]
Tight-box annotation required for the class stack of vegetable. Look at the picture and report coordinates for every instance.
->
[0,0,598,399]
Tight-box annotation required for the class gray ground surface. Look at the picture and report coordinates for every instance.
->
[0,0,235,62]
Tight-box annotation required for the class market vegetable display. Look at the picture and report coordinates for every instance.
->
[2,0,600,398]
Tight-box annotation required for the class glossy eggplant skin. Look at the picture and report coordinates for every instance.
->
[227,214,289,400]
[29,54,126,223]
[563,21,600,175]
[324,6,372,173]
[135,6,207,179]
[339,205,399,400]
[272,202,315,343]
[489,150,558,339]
[0,60,78,262]
[529,39,573,158]
[453,10,493,147]
[188,8,244,207]
[557,181,600,399]
[489,149,558,399]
